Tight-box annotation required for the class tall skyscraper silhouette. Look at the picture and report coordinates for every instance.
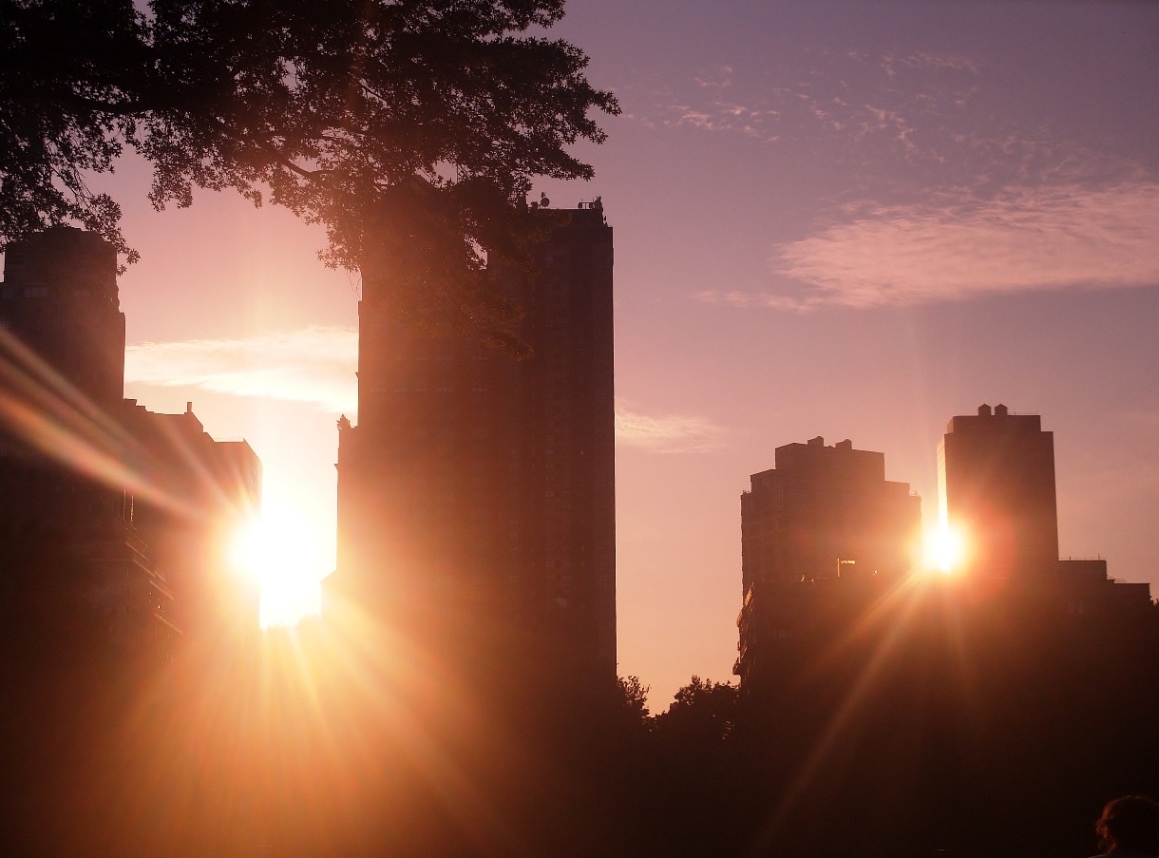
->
[938,404,1059,579]
[334,202,616,677]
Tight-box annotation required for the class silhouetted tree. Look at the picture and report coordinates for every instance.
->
[1,0,617,341]
[617,674,652,728]
[654,675,737,746]
[643,677,740,855]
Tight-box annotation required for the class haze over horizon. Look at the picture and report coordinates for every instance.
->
[20,0,1156,705]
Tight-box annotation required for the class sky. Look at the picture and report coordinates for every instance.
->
[49,0,1159,706]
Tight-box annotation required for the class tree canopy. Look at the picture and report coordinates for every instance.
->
[1,0,617,339]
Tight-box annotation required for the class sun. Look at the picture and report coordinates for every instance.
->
[230,499,328,629]
[924,522,967,574]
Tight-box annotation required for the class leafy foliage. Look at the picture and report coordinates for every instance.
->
[655,675,737,745]
[0,0,146,264]
[617,674,651,725]
[1,0,617,333]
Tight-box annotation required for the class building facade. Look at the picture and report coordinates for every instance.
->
[939,404,1149,611]
[122,400,262,639]
[0,227,126,413]
[735,436,921,684]
[938,404,1059,579]
[333,202,616,678]
[0,228,259,659]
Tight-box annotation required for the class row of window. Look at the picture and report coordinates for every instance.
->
[389,352,492,362]
[388,381,490,393]
[0,286,108,299]
[0,286,48,298]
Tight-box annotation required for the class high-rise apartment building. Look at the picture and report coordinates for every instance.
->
[333,202,616,677]
[741,437,921,592]
[735,436,920,684]
[938,404,1059,579]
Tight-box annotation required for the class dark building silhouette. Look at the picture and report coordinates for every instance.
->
[938,403,1059,579]
[724,411,1158,858]
[0,228,125,413]
[0,228,260,658]
[332,201,616,677]
[735,436,920,684]
[122,400,262,639]
[938,404,1149,607]
[0,227,171,656]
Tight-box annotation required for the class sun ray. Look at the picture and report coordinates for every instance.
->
[748,573,954,854]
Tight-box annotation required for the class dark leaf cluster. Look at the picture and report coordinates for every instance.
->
[1,0,617,328]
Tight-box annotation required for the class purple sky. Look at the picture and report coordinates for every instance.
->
[83,0,1159,705]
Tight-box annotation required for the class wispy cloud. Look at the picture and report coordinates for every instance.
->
[615,405,725,453]
[664,102,779,138]
[737,180,1159,310]
[636,47,1033,181]
[694,66,734,90]
[127,330,726,453]
[125,326,358,413]
[880,51,981,79]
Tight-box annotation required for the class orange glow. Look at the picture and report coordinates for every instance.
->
[925,522,967,574]
[230,499,328,628]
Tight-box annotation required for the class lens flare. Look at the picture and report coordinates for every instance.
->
[231,500,327,628]
[925,523,966,574]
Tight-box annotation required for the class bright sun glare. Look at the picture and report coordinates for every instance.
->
[231,500,327,629]
[925,522,966,574]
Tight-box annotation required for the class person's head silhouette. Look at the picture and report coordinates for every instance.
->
[1096,796,1159,856]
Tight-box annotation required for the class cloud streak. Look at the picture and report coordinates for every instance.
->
[125,326,358,413]
[615,406,725,453]
[742,180,1159,310]
[127,328,724,453]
